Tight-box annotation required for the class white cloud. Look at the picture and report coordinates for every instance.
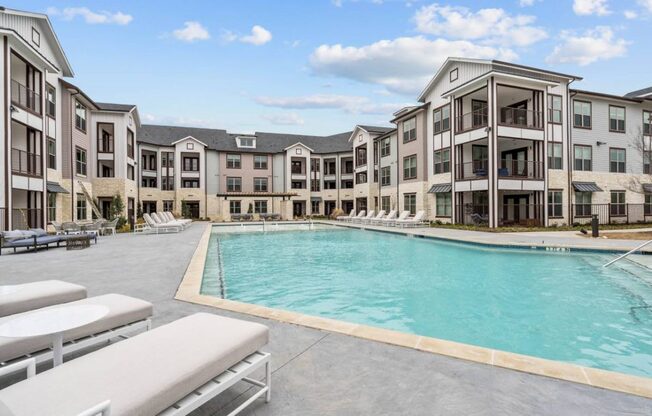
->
[573,0,610,16]
[46,7,132,25]
[413,4,547,47]
[172,21,210,42]
[519,0,536,6]
[261,112,305,126]
[624,10,638,19]
[546,26,627,66]
[256,94,408,115]
[240,25,272,45]
[638,0,652,12]
[309,36,517,95]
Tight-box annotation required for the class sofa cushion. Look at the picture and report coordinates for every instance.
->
[0,280,87,318]
[29,228,48,237]
[1,231,27,242]
[0,313,269,416]
[0,294,153,363]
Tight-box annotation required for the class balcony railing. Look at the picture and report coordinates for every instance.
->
[11,79,41,114]
[456,204,489,226]
[12,208,43,230]
[291,166,304,175]
[456,159,488,180]
[571,204,652,225]
[455,107,488,133]
[499,204,543,227]
[11,148,42,176]
[98,138,114,153]
[498,160,544,179]
[499,107,542,130]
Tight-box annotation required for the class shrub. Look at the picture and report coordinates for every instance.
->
[330,208,344,219]
[116,216,127,230]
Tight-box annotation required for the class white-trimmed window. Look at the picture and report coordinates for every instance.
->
[609,105,626,133]
[433,148,450,174]
[403,155,417,179]
[227,177,242,192]
[573,101,591,128]
[381,166,391,186]
[404,193,416,215]
[435,192,451,217]
[75,101,87,131]
[403,117,416,143]
[226,154,241,169]
[254,155,268,169]
[548,142,562,170]
[548,190,563,218]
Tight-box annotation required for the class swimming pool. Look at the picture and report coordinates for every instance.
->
[201,225,652,378]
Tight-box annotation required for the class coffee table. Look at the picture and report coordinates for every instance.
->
[0,304,109,366]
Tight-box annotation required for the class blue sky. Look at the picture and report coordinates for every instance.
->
[13,0,652,135]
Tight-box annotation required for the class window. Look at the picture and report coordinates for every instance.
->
[127,165,134,180]
[356,146,367,167]
[254,200,268,214]
[75,101,87,131]
[341,179,353,189]
[574,145,592,171]
[254,177,268,192]
[311,158,320,172]
[324,180,336,190]
[644,111,652,136]
[291,160,303,174]
[355,172,367,184]
[230,201,241,214]
[75,147,87,176]
[575,192,592,217]
[380,136,391,157]
[403,155,417,179]
[311,179,320,192]
[573,100,591,128]
[433,105,451,134]
[449,68,458,82]
[435,192,452,217]
[645,151,651,174]
[403,117,416,142]
[227,177,242,192]
[254,155,268,169]
[183,156,199,171]
[163,201,174,212]
[324,159,337,175]
[548,190,563,218]
[547,142,562,170]
[46,85,55,118]
[161,177,174,191]
[610,191,626,216]
[47,192,56,221]
[381,196,391,213]
[646,194,652,216]
[609,105,626,133]
[404,193,416,215]
[433,148,450,174]
[609,148,626,173]
[226,154,241,169]
[162,152,174,168]
[548,95,562,124]
[141,178,157,188]
[127,129,134,158]
[291,181,305,189]
[47,138,56,169]
[237,136,255,148]
[343,159,354,174]
[381,166,391,186]
[76,193,87,220]
[311,200,320,214]
[182,178,200,188]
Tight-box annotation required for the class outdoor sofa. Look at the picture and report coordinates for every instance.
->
[0,229,97,255]
[0,280,87,318]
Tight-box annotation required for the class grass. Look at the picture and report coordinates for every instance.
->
[428,222,652,233]
[601,231,652,240]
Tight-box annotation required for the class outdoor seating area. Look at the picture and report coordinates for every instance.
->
[52,219,118,237]
[230,213,282,222]
[337,210,428,228]
[0,228,97,256]
[134,212,193,234]
[0,280,271,416]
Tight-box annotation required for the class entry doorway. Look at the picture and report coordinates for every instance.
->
[501,147,528,176]
[98,197,113,219]
[502,194,529,225]
[142,201,157,215]
[324,201,336,217]
[341,200,353,214]
[183,201,200,219]
[293,201,306,217]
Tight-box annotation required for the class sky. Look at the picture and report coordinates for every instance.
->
[12,0,652,135]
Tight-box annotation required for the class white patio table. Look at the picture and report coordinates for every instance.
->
[0,304,109,366]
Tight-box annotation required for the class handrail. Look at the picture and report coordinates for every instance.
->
[603,239,652,268]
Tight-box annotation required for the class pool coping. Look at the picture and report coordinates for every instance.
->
[175,223,652,400]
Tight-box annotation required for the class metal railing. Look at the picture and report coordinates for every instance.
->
[11,79,41,114]
[499,204,543,227]
[12,208,43,230]
[456,160,488,180]
[498,160,544,179]
[455,107,488,133]
[11,148,42,176]
[98,138,114,153]
[571,203,652,225]
[456,204,489,225]
[499,107,542,129]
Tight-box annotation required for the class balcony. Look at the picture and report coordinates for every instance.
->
[11,79,41,114]
[11,148,42,176]
[455,107,488,133]
[456,160,488,180]
[98,138,114,153]
[499,107,542,130]
[498,160,544,180]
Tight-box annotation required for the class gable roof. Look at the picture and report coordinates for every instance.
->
[358,125,394,135]
[96,102,137,112]
[625,86,652,98]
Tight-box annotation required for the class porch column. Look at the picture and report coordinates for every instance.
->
[488,77,498,228]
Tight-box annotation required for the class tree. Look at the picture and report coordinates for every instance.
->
[622,126,652,195]
[109,194,124,220]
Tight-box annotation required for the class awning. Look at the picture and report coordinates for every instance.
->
[572,181,603,192]
[643,184,652,193]
[311,196,322,202]
[46,182,69,194]
[428,183,452,193]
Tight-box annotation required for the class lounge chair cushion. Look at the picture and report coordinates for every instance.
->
[29,228,48,237]
[0,313,269,416]
[0,294,153,363]
[0,280,87,318]
[1,231,30,242]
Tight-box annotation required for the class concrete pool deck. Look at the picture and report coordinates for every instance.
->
[2,223,652,415]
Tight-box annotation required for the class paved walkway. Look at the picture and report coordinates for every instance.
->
[1,223,651,415]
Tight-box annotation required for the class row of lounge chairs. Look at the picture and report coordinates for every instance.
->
[0,280,271,415]
[337,209,427,228]
[135,212,193,233]
[51,219,118,236]
[0,228,97,256]
[231,213,282,221]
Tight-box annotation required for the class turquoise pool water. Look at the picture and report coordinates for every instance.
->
[201,226,652,378]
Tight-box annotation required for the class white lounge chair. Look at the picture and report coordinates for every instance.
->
[352,210,374,224]
[347,210,365,223]
[0,280,87,318]
[0,313,270,416]
[151,212,186,229]
[384,210,409,227]
[163,212,192,228]
[363,210,385,225]
[370,210,395,226]
[0,294,152,369]
[137,214,182,233]
[337,210,355,221]
[396,210,427,228]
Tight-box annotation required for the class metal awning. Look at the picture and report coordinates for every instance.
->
[427,183,452,193]
[643,184,652,193]
[46,182,69,194]
[572,181,603,192]
[311,196,322,202]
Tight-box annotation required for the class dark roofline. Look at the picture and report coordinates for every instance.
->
[570,89,645,104]
[95,102,137,112]
[625,86,652,98]
[390,103,429,123]
[372,128,397,141]
[59,79,99,109]
[491,60,582,81]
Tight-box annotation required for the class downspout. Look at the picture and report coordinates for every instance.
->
[69,91,80,220]
[4,37,9,229]
[567,82,577,225]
